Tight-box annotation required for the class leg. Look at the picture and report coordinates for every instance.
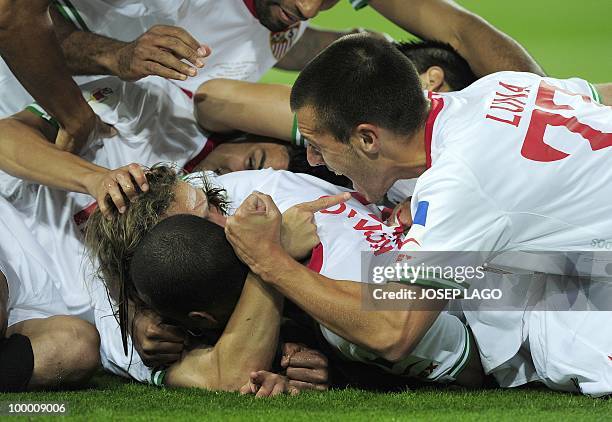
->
[6,315,101,389]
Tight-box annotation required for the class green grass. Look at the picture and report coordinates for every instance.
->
[261,0,612,84]
[2,373,611,421]
[5,2,610,420]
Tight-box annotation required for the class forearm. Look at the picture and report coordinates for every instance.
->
[50,5,126,76]
[595,83,612,106]
[0,0,95,135]
[369,0,543,77]
[255,251,443,362]
[194,79,293,140]
[166,273,283,390]
[0,117,105,193]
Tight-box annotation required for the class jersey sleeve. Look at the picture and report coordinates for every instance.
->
[378,159,511,289]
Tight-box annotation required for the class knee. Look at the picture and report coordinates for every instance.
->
[44,316,101,384]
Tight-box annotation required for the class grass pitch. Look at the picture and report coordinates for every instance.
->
[4,1,610,420]
[2,373,612,421]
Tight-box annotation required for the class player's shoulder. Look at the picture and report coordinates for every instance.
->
[447,71,542,98]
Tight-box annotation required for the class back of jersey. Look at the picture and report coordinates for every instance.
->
[428,71,611,252]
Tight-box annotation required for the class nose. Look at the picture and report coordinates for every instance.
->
[296,0,323,19]
[306,144,325,166]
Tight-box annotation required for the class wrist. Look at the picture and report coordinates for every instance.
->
[97,41,128,77]
[254,246,298,285]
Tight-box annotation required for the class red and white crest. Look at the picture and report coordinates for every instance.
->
[269,25,300,60]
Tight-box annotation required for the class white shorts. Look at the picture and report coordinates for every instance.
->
[320,311,473,383]
[529,309,612,397]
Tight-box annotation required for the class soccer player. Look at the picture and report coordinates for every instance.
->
[82,165,482,392]
[0,196,100,392]
[223,34,612,396]
[194,39,476,200]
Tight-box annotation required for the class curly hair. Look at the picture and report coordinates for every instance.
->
[84,164,228,354]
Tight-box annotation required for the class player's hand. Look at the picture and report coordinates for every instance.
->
[225,191,284,273]
[132,308,187,368]
[280,193,352,260]
[384,197,412,230]
[239,371,299,398]
[281,342,329,391]
[111,25,211,82]
[83,164,149,219]
[55,112,116,154]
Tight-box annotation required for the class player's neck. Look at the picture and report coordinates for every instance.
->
[386,124,428,180]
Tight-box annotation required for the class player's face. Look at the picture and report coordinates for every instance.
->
[298,107,391,202]
[165,181,227,227]
[197,138,290,175]
[255,0,340,32]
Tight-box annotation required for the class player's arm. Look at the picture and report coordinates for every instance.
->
[368,0,544,76]
[49,6,209,82]
[0,112,148,217]
[194,79,293,141]
[0,0,99,150]
[165,273,283,390]
[225,192,446,362]
[594,83,612,106]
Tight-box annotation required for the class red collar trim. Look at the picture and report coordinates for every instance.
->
[242,0,258,18]
[424,92,444,169]
[183,136,219,173]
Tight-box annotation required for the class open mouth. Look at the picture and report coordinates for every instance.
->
[276,5,298,26]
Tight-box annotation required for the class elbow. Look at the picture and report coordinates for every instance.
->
[193,78,232,133]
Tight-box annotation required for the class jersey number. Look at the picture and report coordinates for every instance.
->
[521,81,611,162]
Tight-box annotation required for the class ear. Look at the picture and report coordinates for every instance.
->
[353,123,381,155]
[422,66,447,92]
[188,311,219,329]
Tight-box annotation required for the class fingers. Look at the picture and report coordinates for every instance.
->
[286,367,328,384]
[155,323,187,342]
[299,192,351,213]
[105,179,127,215]
[115,172,138,203]
[127,164,149,193]
[239,382,254,395]
[239,192,278,215]
[149,25,208,67]
[288,379,328,392]
[285,350,328,370]
[254,373,281,398]
[54,128,75,152]
[280,342,304,368]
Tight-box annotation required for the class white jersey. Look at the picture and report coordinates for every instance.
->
[0,75,209,317]
[0,198,68,327]
[215,169,473,383]
[396,72,610,256]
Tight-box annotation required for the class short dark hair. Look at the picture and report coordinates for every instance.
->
[130,214,248,326]
[290,34,428,143]
[395,40,476,91]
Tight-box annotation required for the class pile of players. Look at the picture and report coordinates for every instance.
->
[0,0,611,398]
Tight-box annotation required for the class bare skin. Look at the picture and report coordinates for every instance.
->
[6,316,100,390]
[0,0,111,152]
